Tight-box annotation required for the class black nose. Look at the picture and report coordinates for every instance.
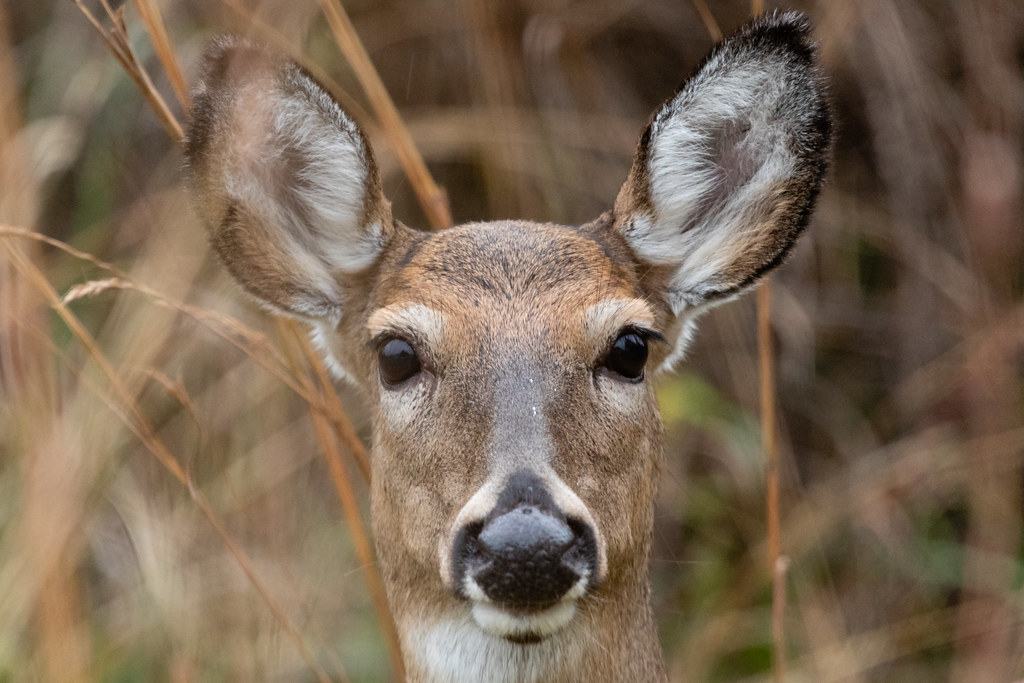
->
[452,471,598,609]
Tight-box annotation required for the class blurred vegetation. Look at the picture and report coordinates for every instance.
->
[1,0,1023,681]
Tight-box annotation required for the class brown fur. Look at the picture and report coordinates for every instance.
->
[361,222,666,679]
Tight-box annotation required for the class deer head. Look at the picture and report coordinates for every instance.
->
[185,12,830,681]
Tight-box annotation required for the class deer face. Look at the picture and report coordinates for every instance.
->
[349,220,670,642]
[185,12,830,679]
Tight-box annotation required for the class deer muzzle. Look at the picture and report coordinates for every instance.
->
[449,470,600,643]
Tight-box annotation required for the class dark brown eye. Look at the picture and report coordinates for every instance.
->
[378,338,421,386]
[602,331,649,381]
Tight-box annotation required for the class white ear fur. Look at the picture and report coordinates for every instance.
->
[614,12,831,368]
[185,37,391,321]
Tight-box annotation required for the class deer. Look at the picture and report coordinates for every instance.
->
[184,10,831,682]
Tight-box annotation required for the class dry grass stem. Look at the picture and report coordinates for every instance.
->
[689,0,722,42]
[288,320,371,481]
[143,367,202,428]
[276,319,403,677]
[2,225,340,406]
[320,0,452,229]
[4,240,336,682]
[5,241,188,484]
[759,280,785,681]
[72,0,183,141]
[2,227,386,512]
[220,0,375,127]
[1,224,130,277]
[62,277,132,303]
[130,0,190,111]
[5,1,1019,678]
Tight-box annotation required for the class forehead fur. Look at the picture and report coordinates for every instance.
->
[379,220,643,313]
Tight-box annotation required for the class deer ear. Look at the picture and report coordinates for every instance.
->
[614,12,831,317]
[185,37,392,321]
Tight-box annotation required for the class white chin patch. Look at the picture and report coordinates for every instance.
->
[466,576,589,642]
[470,601,577,642]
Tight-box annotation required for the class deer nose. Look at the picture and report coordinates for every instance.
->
[473,505,581,606]
[453,472,598,610]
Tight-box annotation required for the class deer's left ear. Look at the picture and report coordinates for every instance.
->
[613,12,831,317]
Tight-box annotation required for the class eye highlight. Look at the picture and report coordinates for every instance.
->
[377,338,422,386]
[599,328,662,382]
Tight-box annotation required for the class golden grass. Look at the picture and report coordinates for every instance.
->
[72,0,184,142]
[71,2,408,673]
[1,1,1021,681]
[321,0,451,230]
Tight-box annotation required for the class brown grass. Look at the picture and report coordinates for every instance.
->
[1,1,1022,681]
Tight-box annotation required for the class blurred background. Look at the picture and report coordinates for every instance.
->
[1,0,1022,680]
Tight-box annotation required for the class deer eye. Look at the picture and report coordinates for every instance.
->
[601,330,650,382]
[378,338,421,386]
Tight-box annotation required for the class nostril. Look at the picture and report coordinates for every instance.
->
[451,520,486,591]
[563,517,599,581]
[566,517,586,537]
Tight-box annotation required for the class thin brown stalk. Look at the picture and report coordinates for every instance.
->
[690,0,722,42]
[754,2,779,677]
[144,367,202,429]
[3,241,335,683]
[0,225,332,405]
[320,0,451,229]
[277,319,404,681]
[0,225,130,277]
[759,281,784,683]
[307,413,400,682]
[70,0,385,483]
[288,320,371,481]
[2,225,378,487]
[689,3,784,675]
[5,242,188,484]
[220,0,374,127]
[72,0,183,142]
[131,0,190,111]
[68,3,403,673]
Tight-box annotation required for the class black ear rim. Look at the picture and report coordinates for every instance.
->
[662,10,834,175]
[671,11,827,108]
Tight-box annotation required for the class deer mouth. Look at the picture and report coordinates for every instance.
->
[465,578,589,643]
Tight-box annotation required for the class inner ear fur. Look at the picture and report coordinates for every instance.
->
[613,11,832,316]
[185,36,394,321]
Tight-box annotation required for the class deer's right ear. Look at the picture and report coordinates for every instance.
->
[613,12,831,318]
[185,37,391,322]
